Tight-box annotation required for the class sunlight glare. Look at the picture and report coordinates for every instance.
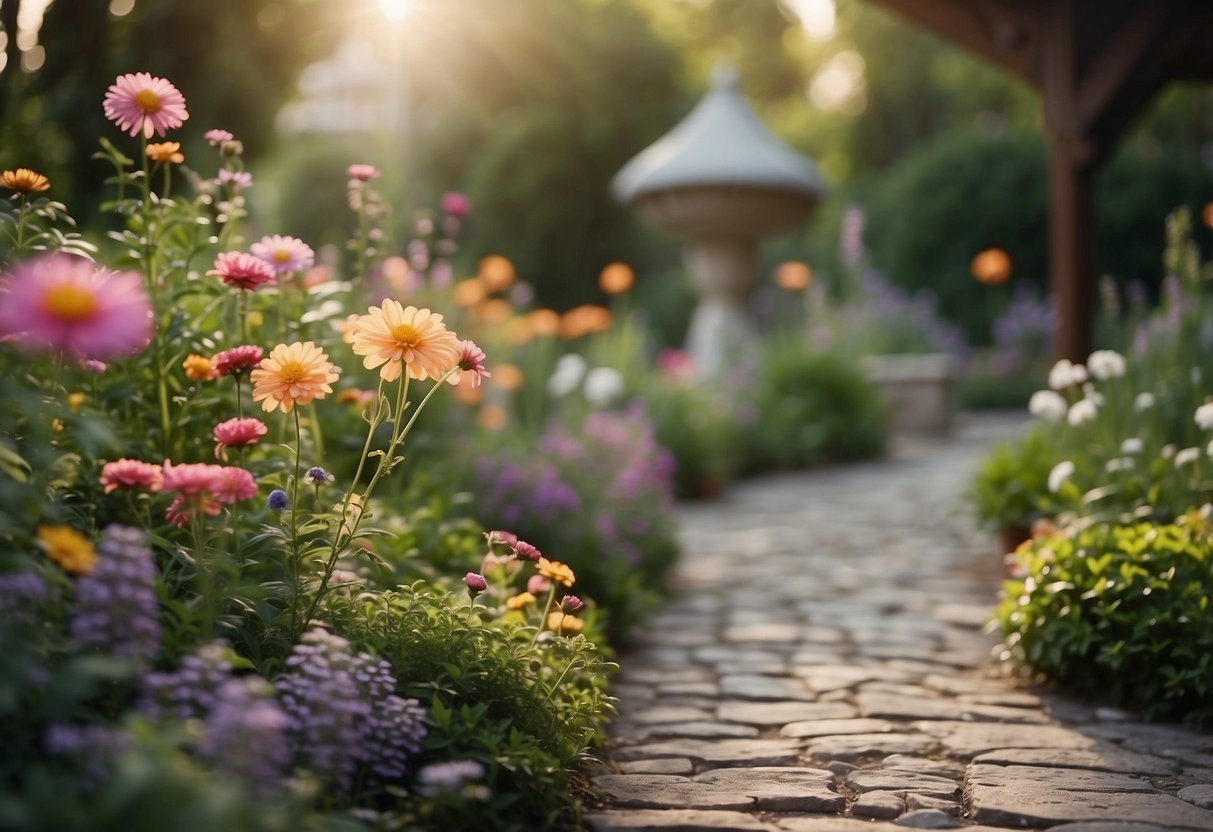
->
[782,0,836,42]
[377,0,414,22]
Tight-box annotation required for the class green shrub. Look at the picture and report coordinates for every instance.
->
[968,426,1061,530]
[747,341,887,471]
[641,378,745,499]
[994,519,1213,727]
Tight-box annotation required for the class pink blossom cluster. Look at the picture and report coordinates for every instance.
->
[161,461,258,527]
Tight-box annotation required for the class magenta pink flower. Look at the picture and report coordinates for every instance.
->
[103,72,189,139]
[250,235,315,275]
[526,574,551,595]
[217,169,252,188]
[347,164,380,182]
[80,359,108,373]
[488,529,518,548]
[561,595,585,613]
[165,494,220,528]
[204,129,234,146]
[448,339,491,388]
[208,251,275,291]
[213,344,263,378]
[441,191,470,218]
[0,254,152,360]
[511,540,542,562]
[99,459,163,494]
[213,418,268,458]
[210,466,258,504]
[463,572,487,594]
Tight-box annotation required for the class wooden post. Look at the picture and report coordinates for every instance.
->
[1048,137,1095,362]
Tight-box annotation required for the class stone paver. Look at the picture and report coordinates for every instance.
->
[589,415,1213,830]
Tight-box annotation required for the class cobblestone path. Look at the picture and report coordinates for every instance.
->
[588,415,1213,832]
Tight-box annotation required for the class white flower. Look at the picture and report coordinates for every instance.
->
[1194,402,1213,431]
[1081,383,1106,407]
[1067,398,1098,426]
[546,353,586,398]
[1175,446,1202,468]
[1105,457,1134,473]
[583,366,624,407]
[1120,437,1143,455]
[1134,392,1155,411]
[1049,359,1088,390]
[1048,460,1075,493]
[1028,390,1067,421]
[1087,350,1126,380]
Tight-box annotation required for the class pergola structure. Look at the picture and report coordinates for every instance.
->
[865,0,1213,360]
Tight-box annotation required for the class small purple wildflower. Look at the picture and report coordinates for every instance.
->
[267,489,289,511]
[141,640,233,720]
[199,676,291,797]
[45,723,128,790]
[0,570,51,627]
[417,759,486,795]
[276,628,427,790]
[304,466,334,486]
[69,525,160,665]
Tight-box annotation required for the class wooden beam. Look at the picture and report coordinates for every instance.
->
[1075,3,1167,135]
[866,0,1036,82]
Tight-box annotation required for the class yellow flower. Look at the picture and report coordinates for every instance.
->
[350,301,460,382]
[506,591,536,610]
[67,392,86,411]
[182,354,214,381]
[2,167,50,193]
[537,557,575,588]
[546,611,584,634]
[37,525,96,574]
[250,341,340,413]
[146,141,184,164]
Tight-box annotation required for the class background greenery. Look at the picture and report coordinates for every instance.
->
[3,0,1208,346]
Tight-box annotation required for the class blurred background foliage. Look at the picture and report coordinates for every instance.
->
[1,0,1210,343]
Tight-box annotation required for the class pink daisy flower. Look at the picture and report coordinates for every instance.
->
[207,251,275,291]
[250,235,315,275]
[165,494,220,528]
[212,344,263,377]
[204,129,234,146]
[0,254,152,360]
[210,466,258,504]
[103,72,189,139]
[347,164,380,182]
[213,418,268,458]
[511,540,542,562]
[441,191,470,218]
[448,339,491,388]
[162,461,221,496]
[217,169,252,188]
[99,459,163,494]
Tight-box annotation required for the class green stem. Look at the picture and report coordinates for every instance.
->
[531,583,558,649]
[288,407,304,634]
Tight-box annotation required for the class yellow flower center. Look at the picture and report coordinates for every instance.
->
[273,250,291,263]
[43,285,98,320]
[276,359,306,384]
[390,323,421,347]
[134,88,161,114]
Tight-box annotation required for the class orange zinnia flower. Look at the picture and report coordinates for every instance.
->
[146,142,184,164]
[2,168,50,193]
[536,557,575,588]
[37,525,96,574]
[350,300,460,382]
[250,341,340,413]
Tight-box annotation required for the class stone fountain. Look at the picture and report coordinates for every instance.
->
[612,65,824,378]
